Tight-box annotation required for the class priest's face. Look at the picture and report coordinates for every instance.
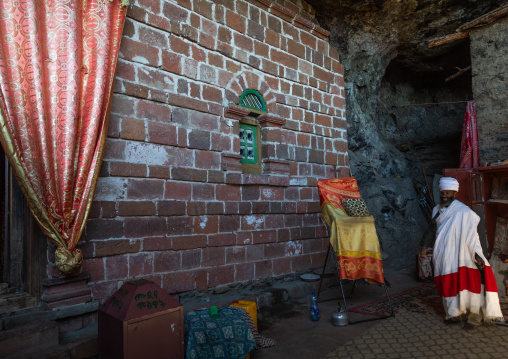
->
[440,190,457,207]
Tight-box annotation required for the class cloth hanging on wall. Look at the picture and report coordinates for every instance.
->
[459,101,479,169]
[0,0,127,275]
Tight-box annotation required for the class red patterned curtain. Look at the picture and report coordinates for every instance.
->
[0,1,127,275]
[459,101,479,169]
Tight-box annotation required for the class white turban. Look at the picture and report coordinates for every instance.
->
[439,177,459,192]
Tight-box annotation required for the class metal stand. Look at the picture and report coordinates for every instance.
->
[317,220,395,325]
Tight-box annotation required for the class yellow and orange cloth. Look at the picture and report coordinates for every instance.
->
[319,178,385,284]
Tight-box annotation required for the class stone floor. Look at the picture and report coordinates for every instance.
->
[324,312,507,359]
[247,267,507,359]
[249,267,419,359]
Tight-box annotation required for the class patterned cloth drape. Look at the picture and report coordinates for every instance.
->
[318,177,362,215]
[0,0,127,275]
[459,101,479,169]
[319,178,385,284]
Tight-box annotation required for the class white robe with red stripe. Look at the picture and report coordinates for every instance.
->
[433,200,503,320]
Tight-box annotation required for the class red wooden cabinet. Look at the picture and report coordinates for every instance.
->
[476,164,508,255]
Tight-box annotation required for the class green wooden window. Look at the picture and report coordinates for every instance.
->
[239,89,267,112]
[239,123,258,164]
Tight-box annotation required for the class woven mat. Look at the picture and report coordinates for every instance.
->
[349,282,508,318]
[324,311,508,359]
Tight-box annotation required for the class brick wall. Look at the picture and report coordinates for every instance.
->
[78,0,347,301]
[470,16,508,162]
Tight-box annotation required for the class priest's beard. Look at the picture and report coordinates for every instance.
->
[440,197,455,207]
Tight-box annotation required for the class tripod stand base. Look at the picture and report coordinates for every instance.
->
[316,238,395,325]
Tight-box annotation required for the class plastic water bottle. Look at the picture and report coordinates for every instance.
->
[310,291,320,322]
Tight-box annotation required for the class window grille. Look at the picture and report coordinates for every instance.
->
[239,89,266,112]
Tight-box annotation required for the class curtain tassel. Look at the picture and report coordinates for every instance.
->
[55,246,83,277]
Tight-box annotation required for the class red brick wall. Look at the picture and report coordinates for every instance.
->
[78,0,348,301]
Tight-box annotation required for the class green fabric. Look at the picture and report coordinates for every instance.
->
[184,307,255,359]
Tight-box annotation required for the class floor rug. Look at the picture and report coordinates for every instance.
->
[349,282,508,318]
[324,311,508,359]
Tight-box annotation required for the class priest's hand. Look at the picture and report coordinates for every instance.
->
[475,254,485,270]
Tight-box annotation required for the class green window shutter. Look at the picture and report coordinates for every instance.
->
[239,123,258,164]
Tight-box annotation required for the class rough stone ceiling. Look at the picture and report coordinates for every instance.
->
[306,0,507,75]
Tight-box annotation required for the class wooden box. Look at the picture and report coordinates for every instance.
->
[98,279,184,359]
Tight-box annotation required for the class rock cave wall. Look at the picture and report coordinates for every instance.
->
[470,16,508,163]
[304,0,506,268]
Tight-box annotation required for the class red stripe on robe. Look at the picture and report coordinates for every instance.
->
[434,266,499,297]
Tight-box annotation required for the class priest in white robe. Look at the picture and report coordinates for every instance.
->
[419,177,503,330]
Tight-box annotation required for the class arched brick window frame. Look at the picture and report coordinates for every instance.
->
[222,72,289,176]
[224,72,277,114]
